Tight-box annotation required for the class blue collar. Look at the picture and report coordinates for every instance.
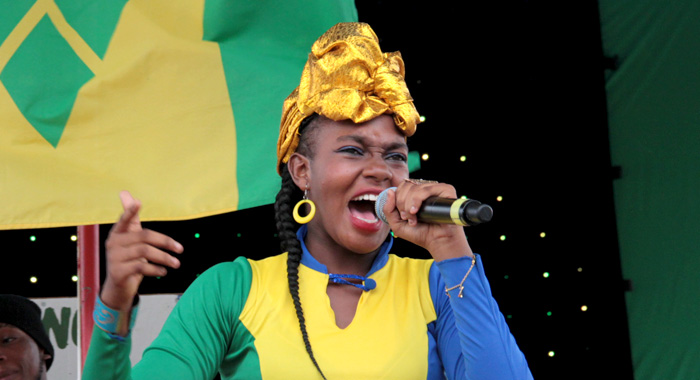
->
[296,224,393,279]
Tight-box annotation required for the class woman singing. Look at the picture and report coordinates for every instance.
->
[83,22,533,380]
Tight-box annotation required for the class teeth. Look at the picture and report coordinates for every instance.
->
[351,194,378,202]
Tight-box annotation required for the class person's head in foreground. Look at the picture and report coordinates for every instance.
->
[0,294,54,380]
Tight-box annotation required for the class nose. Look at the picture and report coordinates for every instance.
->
[363,154,392,183]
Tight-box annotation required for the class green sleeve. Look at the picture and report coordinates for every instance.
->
[82,256,253,380]
[82,325,134,379]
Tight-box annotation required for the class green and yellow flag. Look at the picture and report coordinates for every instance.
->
[0,0,357,229]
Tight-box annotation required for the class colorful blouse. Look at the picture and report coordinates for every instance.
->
[83,226,533,379]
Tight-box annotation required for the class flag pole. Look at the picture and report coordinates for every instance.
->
[77,224,100,370]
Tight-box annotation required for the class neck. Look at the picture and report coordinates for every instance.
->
[303,230,380,276]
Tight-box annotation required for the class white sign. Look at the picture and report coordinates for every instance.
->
[34,294,180,380]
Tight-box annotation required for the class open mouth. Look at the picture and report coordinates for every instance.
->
[349,194,379,223]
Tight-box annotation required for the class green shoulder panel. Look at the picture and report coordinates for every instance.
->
[83,256,262,380]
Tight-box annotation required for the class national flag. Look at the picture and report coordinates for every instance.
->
[0,0,358,229]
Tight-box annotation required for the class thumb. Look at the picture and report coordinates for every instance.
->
[115,190,142,232]
[119,190,139,209]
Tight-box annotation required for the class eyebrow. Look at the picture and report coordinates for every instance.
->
[337,135,409,152]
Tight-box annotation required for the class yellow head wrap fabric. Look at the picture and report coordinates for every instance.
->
[276,22,421,174]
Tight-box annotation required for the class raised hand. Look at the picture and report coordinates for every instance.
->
[101,191,184,314]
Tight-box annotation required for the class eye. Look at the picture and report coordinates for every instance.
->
[1,336,16,344]
[386,152,408,162]
[338,146,364,155]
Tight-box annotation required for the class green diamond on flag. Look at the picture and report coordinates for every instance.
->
[1,14,93,147]
[0,0,358,229]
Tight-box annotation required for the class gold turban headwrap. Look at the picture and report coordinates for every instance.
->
[276,22,421,174]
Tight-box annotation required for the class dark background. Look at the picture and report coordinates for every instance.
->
[1,1,634,379]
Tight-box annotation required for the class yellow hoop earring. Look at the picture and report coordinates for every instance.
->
[293,199,316,224]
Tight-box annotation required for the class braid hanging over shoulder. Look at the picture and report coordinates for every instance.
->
[274,163,326,380]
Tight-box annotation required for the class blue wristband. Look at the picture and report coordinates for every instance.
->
[93,296,138,340]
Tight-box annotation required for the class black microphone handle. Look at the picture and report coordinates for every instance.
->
[375,187,493,226]
[419,197,493,226]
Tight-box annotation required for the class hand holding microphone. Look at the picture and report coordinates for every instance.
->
[375,187,493,226]
[378,181,478,261]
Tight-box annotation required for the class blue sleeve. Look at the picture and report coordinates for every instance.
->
[429,254,533,380]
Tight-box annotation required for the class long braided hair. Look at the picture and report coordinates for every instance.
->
[273,115,327,379]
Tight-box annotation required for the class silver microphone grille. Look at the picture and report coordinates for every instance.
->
[374,187,396,224]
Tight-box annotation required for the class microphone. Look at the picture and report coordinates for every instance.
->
[375,187,493,226]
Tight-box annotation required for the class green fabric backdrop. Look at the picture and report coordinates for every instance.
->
[599,1,700,379]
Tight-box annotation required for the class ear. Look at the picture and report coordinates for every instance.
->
[287,152,311,191]
[39,347,51,362]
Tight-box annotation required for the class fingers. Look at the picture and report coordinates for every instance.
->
[107,228,182,265]
[114,256,173,278]
[102,191,183,312]
[381,188,400,224]
[393,181,457,225]
[113,204,140,233]
[113,191,142,233]
[385,181,472,259]
[119,190,138,210]
[109,238,182,270]
[105,226,183,298]
[109,228,183,254]
[103,228,184,309]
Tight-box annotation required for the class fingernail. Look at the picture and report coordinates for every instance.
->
[400,211,407,220]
